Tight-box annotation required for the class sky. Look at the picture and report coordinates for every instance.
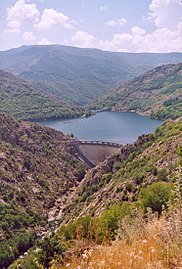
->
[0,0,182,52]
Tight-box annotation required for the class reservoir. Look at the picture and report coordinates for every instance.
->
[38,111,163,144]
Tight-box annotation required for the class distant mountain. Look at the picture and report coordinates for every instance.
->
[0,70,83,120]
[0,45,182,106]
[91,63,182,120]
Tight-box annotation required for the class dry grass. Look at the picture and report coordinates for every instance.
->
[61,237,165,269]
[49,168,182,269]
[49,212,181,269]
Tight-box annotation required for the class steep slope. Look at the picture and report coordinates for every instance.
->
[0,112,87,217]
[0,113,86,267]
[59,118,182,221]
[0,45,182,105]
[0,70,83,120]
[91,63,182,120]
[1,114,181,268]
[7,118,181,269]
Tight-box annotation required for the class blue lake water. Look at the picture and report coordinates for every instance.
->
[38,111,163,144]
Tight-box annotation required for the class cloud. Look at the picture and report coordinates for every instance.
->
[105,18,127,26]
[71,31,96,48]
[148,0,182,29]
[38,37,54,45]
[35,9,73,30]
[99,23,182,53]
[99,33,133,52]
[138,24,182,52]
[99,0,182,53]
[63,38,69,44]
[131,26,146,35]
[7,0,40,30]
[3,0,182,53]
[23,31,36,41]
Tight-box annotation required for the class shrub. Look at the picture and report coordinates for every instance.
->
[139,181,172,213]
[37,234,65,268]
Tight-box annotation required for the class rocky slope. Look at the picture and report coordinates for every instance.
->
[91,63,182,120]
[1,45,182,106]
[1,112,181,268]
[0,112,87,217]
[0,70,83,120]
[59,118,182,221]
[0,112,88,267]
[0,113,85,244]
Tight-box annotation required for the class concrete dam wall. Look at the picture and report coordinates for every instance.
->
[79,144,119,166]
[66,140,121,167]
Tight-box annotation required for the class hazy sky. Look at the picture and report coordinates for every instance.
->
[0,0,182,52]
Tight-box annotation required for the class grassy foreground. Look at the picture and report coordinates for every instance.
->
[52,190,182,269]
[10,168,182,269]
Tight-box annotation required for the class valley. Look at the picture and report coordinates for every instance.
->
[0,113,181,268]
[1,0,182,266]
[0,45,181,269]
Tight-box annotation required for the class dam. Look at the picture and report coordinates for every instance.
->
[66,140,122,167]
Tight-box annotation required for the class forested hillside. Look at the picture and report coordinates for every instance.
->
[0,45,182,105]
[91,63,182,120]
[0,70,83,120]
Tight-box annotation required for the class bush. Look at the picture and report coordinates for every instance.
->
[139,181,172,213]
[37,234,65,268]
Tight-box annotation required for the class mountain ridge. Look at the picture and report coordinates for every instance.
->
[1,45,182,105]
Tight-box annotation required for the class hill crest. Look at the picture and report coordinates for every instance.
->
[1,45,182,105]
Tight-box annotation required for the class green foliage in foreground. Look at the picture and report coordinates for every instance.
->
[9,203,131,269]
[0,231,36,269]
[0,204,44,268]
[9,185,174,269]
[58,202,131,244]
[9,169,177,269]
